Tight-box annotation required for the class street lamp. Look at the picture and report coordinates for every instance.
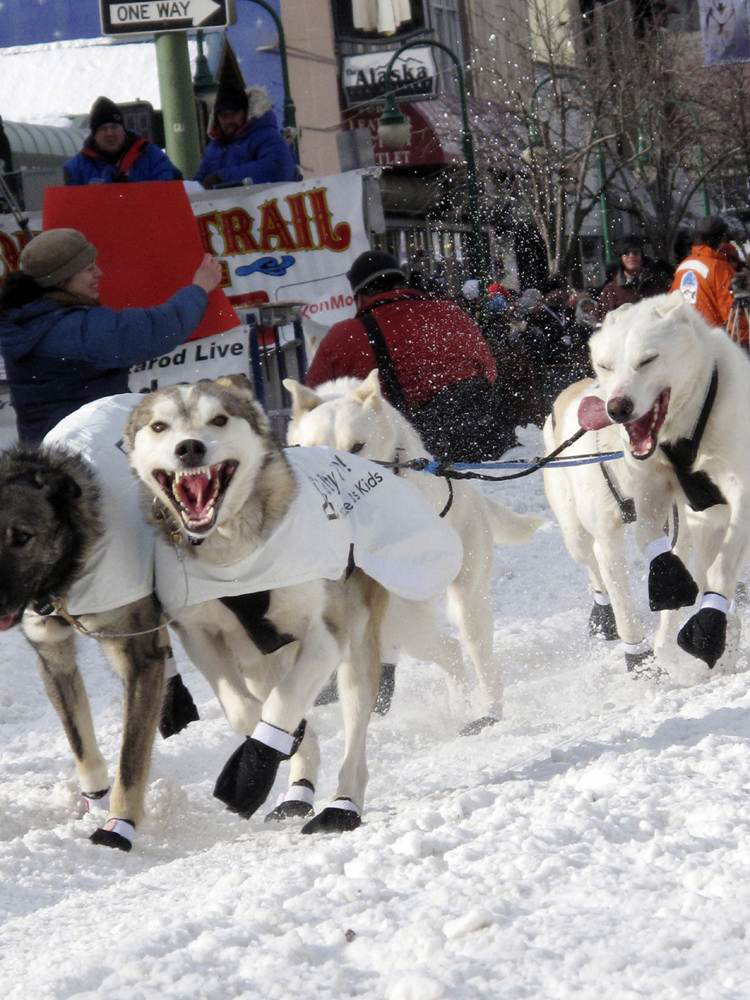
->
[238,0,298,157]
[377,38,490,294]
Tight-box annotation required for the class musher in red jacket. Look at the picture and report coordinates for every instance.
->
[306,251,499,461]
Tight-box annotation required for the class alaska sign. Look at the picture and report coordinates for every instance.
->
[100,0,228,35]
[342,47,437,108]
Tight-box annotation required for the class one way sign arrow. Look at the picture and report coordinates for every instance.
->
[101,0,228,36]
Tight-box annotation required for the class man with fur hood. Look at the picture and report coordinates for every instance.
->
[64,96,182,185]
[195,83,298,189]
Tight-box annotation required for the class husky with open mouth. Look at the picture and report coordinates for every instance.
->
[125,375,463,832]
[580,291,750,669]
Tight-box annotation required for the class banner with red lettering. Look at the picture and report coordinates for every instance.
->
[190,170,368,326]
[0,171,370,446]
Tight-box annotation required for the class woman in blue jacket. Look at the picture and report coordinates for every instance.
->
[195,84,298,189]
[0,228,222,445]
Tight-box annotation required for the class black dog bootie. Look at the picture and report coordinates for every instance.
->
[648,551,698,612]
[588,601,619,641]
[678,607,727,668]
[159,673,200,739]
[214,719,307,818]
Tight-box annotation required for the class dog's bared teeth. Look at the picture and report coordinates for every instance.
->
[175,466,210,482]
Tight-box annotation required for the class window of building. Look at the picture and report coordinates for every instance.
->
[427,0,465,97]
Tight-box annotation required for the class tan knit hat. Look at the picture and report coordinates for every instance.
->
[20,229,97,288]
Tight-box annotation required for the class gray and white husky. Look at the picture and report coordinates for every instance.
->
[125,374,462,832]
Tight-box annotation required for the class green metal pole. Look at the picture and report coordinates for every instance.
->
[382,40,489,294]
[155,32,202,180]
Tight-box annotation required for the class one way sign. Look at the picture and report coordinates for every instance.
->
[100,0,229,36]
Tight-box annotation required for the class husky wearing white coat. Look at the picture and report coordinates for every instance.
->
[284,370,543,730]
[126,375,463,831]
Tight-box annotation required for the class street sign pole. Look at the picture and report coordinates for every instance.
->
[155,32,202,179]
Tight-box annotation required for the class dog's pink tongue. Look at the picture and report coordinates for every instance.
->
[578,395,611,430]
[0,612,18,631]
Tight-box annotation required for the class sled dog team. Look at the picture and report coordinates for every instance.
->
[0,290,747,851]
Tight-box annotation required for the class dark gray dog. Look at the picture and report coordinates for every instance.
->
[0,446,172,851]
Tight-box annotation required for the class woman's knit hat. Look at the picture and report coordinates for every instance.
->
[20,229,97,288]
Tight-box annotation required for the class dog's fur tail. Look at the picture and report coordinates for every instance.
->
[484,499,544,546]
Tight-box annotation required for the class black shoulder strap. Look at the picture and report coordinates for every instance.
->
[660,367,726,511]
[358,311,410,415]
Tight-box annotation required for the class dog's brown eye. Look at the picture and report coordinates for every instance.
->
[350,442,365,454]
[638,355,658,368]
[151,422,167,433]
[209,415,229,427]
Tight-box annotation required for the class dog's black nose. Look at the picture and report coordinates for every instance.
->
[175,439,207,467]
[607,396,634,423]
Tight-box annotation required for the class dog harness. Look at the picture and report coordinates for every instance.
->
[154,446,464,614]
[42,394,155,616]
[660,367,726,512]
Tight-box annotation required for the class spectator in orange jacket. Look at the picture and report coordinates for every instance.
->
[671,216,740,333]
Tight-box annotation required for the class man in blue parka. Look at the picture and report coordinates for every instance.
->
[64,96,182,185]
[195,83,298,189]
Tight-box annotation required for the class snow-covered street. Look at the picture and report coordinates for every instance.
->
[2,427,750,999]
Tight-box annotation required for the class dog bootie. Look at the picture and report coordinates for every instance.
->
[678,603,727,669]
[648,550,698,612]
[301,798,361,835]
[314,673,338,706]
[214,720,306,818]
[264,779,315,823]
[459,715,500,737]
[159,673,200,740]
[90,818,135,852]
[588,600,619,641]
[373,663,396,716]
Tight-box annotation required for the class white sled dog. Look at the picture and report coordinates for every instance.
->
[580,291,750,670]
[284,370,543,729]
[543,378,669,672]
[125,375,463,832]
[0,396,181,853]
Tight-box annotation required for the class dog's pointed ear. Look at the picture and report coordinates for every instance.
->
[351,369,383,409]
[654,290,687,317]
[215,373,254,398]
[283,378,321,415]
[17,466,82,503]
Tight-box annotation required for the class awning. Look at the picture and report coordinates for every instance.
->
[4,119,86,170]
[351,0,413,34]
